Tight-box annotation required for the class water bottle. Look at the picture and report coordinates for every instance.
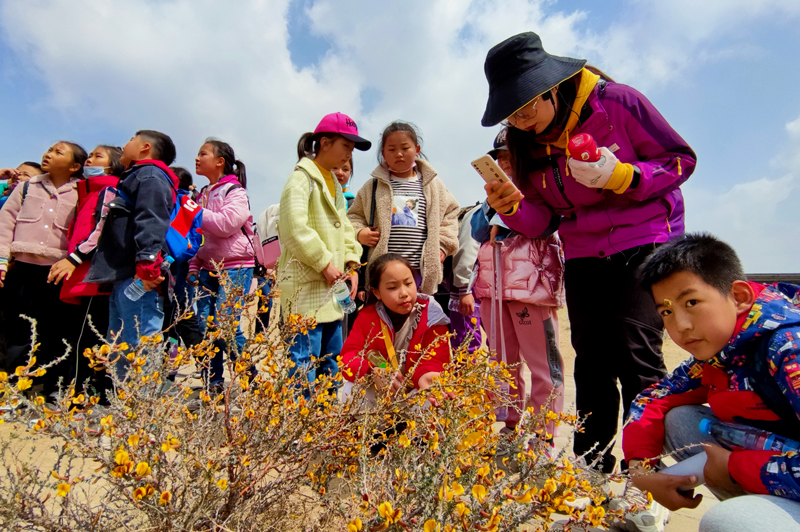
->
[700,418,800,453]
[332,281,356,314]
[495,381,510,422]
[124,278,147,301]
[123,256,172,301]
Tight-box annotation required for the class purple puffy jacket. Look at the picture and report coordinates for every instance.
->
[501,81,696,260]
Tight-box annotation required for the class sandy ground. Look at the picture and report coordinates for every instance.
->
[549,307,715,532]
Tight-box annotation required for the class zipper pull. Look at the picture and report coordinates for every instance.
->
[542,171,546,189]
[677,157,682,176]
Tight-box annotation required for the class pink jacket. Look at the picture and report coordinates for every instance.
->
[0,173,78,269]
[473,233,565,307]
[189,175,255,272]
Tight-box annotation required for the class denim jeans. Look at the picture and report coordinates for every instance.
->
[107,277,165,380]
[196,268,253,387]
[287,320,342,395]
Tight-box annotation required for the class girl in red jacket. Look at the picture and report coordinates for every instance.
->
[341,253,450,399]
[48,145,123,399]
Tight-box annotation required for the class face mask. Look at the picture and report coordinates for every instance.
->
[83,166,107,177]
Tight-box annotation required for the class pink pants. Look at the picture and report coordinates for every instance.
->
[480,299,564,432]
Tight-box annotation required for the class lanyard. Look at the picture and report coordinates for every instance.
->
[379,321,400,371]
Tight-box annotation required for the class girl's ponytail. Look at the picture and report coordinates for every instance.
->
[297,132,315,162]
[233,159,247,188]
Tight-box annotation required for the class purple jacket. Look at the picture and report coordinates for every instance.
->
[501,82,696,260]
[189,175,255,272]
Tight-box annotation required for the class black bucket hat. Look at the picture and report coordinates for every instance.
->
[481,32,586,127]
[488,128,508,159]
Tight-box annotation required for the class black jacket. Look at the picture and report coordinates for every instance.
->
[85,162,175,284]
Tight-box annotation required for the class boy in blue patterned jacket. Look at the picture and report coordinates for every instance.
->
[623,233,800,532]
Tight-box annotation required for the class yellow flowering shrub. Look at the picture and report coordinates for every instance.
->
[0,266,625,531]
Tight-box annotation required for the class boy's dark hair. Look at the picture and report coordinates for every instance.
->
[367,253,414,291]
[170,166,193,191]
[205,138,247,188]
[59,141,88,177]
[136,130,176,166]
[639,233,746,295]
[377,121,425,163]
[97,145,124,176]
[296,132,343,162]
[19,161,42,171]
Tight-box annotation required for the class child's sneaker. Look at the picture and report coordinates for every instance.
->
[608,485,670,532]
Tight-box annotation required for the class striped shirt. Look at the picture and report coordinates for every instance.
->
[387,174,427,267]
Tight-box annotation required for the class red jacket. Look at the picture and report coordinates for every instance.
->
[60,174,120,303]
[341,295,451,389]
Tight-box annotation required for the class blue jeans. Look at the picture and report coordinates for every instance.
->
[196,268,253,387]
[287,320,342,395]
[107,277,165,380]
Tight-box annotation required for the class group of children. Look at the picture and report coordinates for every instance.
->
[2,111,799,532]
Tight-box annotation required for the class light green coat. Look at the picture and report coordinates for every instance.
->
[277,157,362,323]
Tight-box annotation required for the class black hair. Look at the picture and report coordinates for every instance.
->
[170,166,193,191]
[639,233,746,296]
[58,141,88,178]
[367,253,414,291]
[377,121,425,163]
[18,161,42,171]
[204,138,247,188]
[135,130,176,166]
[296,132,343,162]
[96,145,124,177]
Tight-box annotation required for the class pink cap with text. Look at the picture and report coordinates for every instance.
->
[314,112,372,151]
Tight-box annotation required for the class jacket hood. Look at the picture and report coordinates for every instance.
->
[547,68,600,153]
[371,158,438,186]
[727,283,800,354]
[131,159,180,190]
[375,294,450,331]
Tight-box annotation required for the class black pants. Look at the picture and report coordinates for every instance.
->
[566,244,667,472]
[2,262,81,395]
[68,295,112,398]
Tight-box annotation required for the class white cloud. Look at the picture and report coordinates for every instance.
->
[1,0,799,271]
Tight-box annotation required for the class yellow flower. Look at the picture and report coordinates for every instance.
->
[56,483,70,497]
[133,487,147,500]
[245,409,255,418]
[72,394,85,405]
[346,518,363,532]
[543,478,557,494]
[100,415,113,427]
[378,502,399,523]
[451,481,465,497]
[423,520,440,532]
[17,377,32,391]
[513,489,534,503]
[455,502,470,517]
[217,478,228,490]
[128,434,140,448]
[135,462,151,477]
[472,484,487,503]
[161,435,180,452]
[115,449,131,466]
[0,372,7,382]
[32,419,45,431]
[398,434,411,448]
[159,491,171,505]
[477,463,490,477]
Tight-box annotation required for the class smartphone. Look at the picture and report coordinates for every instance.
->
[471,155,519,198]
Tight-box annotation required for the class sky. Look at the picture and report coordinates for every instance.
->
[0,0,799,272]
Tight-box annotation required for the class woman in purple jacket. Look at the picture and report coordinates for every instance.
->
[480,32,696,474]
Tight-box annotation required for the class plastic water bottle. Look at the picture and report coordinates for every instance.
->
[332,281,356,314]
[124,278,147,301]
[700,418,800,453]
[123,256,172,301]
[495,381,510,422]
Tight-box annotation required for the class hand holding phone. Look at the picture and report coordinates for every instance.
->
[472,154,523,214]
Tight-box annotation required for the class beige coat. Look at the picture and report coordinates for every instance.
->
[348,159,460,294]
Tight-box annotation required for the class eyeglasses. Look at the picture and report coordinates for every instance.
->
[502,96,541,127]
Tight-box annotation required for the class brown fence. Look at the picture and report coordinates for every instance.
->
[747,274,800,284]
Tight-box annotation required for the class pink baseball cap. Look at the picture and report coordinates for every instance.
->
[314,112,372,151]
